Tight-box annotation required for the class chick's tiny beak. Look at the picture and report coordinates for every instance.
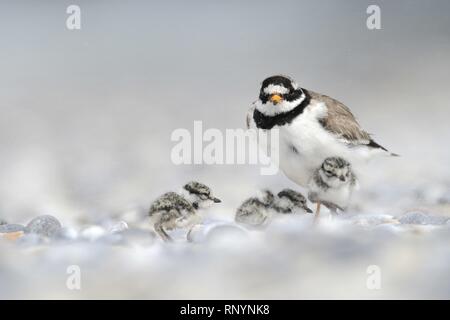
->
[212,197,221,203]
[270,94,283,105]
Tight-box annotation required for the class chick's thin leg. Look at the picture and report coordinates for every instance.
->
[154,222,172,242]
[313,201,321,224]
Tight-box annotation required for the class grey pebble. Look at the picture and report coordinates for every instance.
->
[109,221,129,234]
[188,223,248,243]
[25,215,62,237]
[399,211,450,226]
[80,225,107,241]
[54,227,79,241]
[0,224,25,233]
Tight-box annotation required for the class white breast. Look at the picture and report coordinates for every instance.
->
[275,102,347,187]
[308,182,353,209]
[252,101,380,187]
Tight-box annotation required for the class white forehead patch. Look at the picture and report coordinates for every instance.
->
[255,92,305,116]
[263,84,289,95]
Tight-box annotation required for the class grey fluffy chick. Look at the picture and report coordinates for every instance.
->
[235,190,275,227]
[274,189,313,214]
[149,181,221,241]
[308,157,357,219]
[235,189,312,227]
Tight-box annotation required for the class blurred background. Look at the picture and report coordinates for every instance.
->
[0,0,449,299]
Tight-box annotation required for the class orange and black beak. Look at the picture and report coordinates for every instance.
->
[269,94,283,105]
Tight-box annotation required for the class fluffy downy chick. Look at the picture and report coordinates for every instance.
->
[235,189,312,227]
[308,157,357,215]
[235,190,275,227]
[273,189,313,214]
[149,181,221,241]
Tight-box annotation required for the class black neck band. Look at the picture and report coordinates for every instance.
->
[253,89,311,130]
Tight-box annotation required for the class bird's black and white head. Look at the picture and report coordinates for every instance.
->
[255,75,307,116]
[319,157,352,187]
[182,181,221,209]
[274,189,313,213]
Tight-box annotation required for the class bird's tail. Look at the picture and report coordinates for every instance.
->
[368,139,399,157]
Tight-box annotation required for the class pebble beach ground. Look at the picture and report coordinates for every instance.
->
[1,195,450,299]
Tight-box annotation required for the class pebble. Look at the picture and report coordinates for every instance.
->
[80,225,107,241]
[109,221,129,234]
[54,227,79,241]
[0,224,25,233]
[188,223,248,243]
[0,224,25,241]
[25,215,62,237]
[206,224,248,243]
[350,214,399,227]
[398,211,449,226]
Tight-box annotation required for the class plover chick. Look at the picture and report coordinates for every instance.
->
[235,190,275,227]
[235,189,312,228]
[149,181,221,241]
[273,189,313,214]
[308,157,357,221]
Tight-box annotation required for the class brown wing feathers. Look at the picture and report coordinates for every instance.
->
[307,89,392,154]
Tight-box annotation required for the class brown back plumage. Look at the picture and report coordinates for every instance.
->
[307,90,372,145]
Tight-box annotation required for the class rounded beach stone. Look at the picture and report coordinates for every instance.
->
[25,215,62,237]
[109,221,129,234]
[54,227,79,241]
[0,224,25,233]
[0,224,26,240]
[80,225,107,241]
[398,211,449,226]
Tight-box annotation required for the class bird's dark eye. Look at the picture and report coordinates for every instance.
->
[259,91,269,103]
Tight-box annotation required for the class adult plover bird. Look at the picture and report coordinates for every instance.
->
[247,75,396,189]
[235,189,312,227]
[308,157,357,220]
[149,181,221,241]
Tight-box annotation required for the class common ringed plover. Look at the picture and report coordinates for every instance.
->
[247,75,397,189]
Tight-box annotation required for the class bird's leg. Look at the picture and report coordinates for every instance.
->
[186,226,195,242]
[322,201,344,218]
[154,223,172,242]
[330,207,337,220]
[313,201,321,224]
